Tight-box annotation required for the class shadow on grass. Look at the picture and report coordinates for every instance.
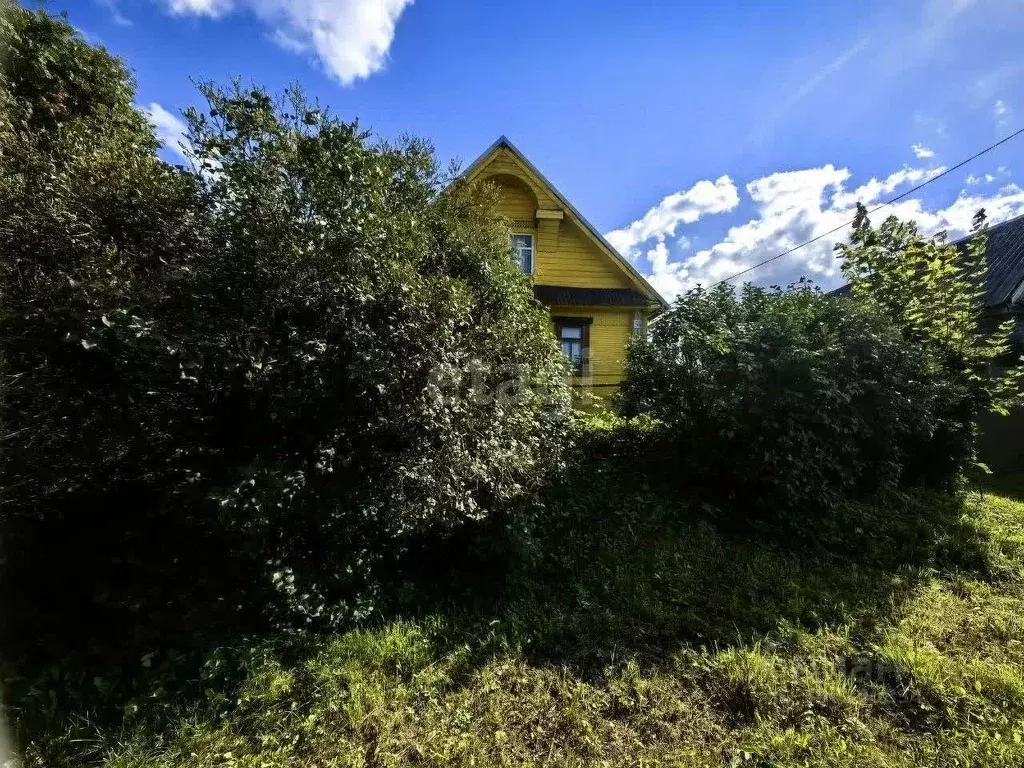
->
[384,462,998,675]
[978,471,1024,500]
[4,465,1009,764]
[1,487,275,760]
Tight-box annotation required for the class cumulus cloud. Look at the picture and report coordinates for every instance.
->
[161,0,413,85]
[604,176,739,260]
[911,142,935,159]
[144,103,189,163]
[607,161,1024,302]
[831,166,946,210]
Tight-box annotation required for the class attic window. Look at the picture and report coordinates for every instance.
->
[511,233,534,275]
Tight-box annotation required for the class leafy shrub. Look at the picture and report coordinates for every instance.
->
[0,8,570,656]
[620,282,964,522]
[837,205,1022,413]
[567,409,668,464]
[836,206,1024,480]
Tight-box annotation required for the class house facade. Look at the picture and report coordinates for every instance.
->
[465,137,666,397]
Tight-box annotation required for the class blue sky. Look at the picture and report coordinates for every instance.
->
[63,0,1024,300]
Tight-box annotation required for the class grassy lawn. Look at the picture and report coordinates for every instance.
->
[13,470,1024,767]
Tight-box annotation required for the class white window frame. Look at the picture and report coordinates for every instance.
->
[511,233,535,276]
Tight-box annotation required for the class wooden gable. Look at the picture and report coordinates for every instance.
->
[465,137,667,309]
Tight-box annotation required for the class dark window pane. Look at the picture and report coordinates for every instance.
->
[557,322,586,372]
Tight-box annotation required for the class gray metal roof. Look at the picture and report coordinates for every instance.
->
[830,213,1024,308]
[958,213,1024,307]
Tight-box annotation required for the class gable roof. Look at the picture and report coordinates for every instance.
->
[464,136,669,309]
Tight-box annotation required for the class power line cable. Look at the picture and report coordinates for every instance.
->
[713,125,1024,286]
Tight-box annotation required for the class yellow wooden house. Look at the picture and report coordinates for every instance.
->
[465,136,667,397]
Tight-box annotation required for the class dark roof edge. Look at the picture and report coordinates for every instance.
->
[534,285,652,307]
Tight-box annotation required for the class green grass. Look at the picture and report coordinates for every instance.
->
[9,472,1024,767]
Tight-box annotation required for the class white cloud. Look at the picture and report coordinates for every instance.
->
[994,99,1013,130]
[607,161,1024,302]
[161,0,414,85]
[144,103,189,163]
[911,142,935,159]
[831,166,946,210]
[605,176,739,260]
[165,0,233,16]
[965,170,1008,186]
[95,0,132,26]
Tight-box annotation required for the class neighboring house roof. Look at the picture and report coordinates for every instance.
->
[829,213,1024,309]
[463,136,669,310]
[533,285,652,307]
[973,213,1024,307]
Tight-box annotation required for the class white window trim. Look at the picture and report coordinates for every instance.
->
[511,232,535,276]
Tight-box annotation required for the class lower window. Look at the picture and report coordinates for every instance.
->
[553,317,591,375]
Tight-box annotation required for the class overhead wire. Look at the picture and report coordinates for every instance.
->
[712,126,1024,286]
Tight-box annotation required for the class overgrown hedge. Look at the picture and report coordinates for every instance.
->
[620,282,980,522]
[0,8,570,658]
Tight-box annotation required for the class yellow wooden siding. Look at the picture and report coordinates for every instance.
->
[482,161,634,291]
[534,220,632,289]
[470,140,661,402]
[550,305,634,386]
[492,177,537,221]
[534,218,559,273]
[477,150,558,209]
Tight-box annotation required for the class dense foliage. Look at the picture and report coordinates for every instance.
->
[10,8,1024,768]
[0,7,569,659]
[837,204,1024,417]
[620,282,971,520]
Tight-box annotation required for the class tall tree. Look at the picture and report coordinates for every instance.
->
[836,204,1023,417]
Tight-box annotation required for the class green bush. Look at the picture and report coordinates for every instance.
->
[567,409,668,464]
[620,282,965,522]
[837,205,1023,417]
[0,8,570,655]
